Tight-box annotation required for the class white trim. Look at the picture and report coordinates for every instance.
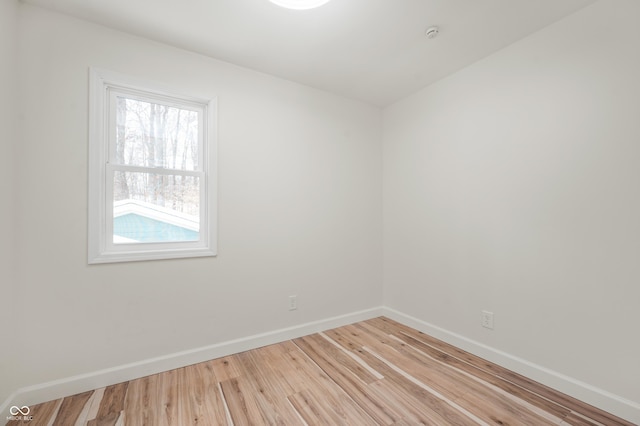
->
[381,307,640,424]
[87,67,218,264]
[0,307,383,414]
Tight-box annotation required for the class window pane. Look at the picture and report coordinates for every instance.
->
[115,96,200,171]
[113,171,200,244]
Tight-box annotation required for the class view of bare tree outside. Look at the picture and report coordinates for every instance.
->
[112,96,202,243]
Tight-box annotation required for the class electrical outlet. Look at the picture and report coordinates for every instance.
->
[289,295,297,311]
[481,310,494,330]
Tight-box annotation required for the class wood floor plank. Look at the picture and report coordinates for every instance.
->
[76,387,103,426]
[234,350,302,425]
[287,388,340,424]
[561,411,603,426]
[390,419,416,426]
[50,391,93,426]
[333,322,558,425]
[367,379,454,426]
[219,376,267,426]
[86,412,121,426]
[88,382,128,426]
[156,368,178,426]
[175,364,204,425]
[454,389,557,426]
[36,399,63,426]
[289,388,379,426]
[324,325,479,426]
[367,317,635,426]
[355,322,476,399]
[251,343,303,395]
[357,321,559,426]
[208,356,241,382]
[190,359,232,425]
[123,375,160,426]
[239,349,297,397]
[84,387,106,423]
[282,344,379,424]
[384,333,565,424]
[395,329,570,420]
[294,334,401,424]
[7,316,633,426]
[287,387,376,425]
[269,343,324,394]
[310,332,383,384]
[363,344,490,425]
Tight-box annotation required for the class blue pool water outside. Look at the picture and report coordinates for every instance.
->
[114,213,199,243]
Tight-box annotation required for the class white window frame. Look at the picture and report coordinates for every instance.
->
[88,68,217,264]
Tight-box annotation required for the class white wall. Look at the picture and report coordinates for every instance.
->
[0,0,19,407]
[384,0,640,416]
[7,0,639,422]
[10,3,382,397]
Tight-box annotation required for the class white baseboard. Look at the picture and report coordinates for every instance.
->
[0,307,383,415]
[382,307,640,425]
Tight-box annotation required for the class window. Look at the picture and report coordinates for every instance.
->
[88,68,217,263]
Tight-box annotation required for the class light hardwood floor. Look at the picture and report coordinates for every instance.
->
[6,317,634,425]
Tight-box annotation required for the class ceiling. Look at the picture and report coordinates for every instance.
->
[22,0,596,106]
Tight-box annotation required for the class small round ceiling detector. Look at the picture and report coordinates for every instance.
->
[425,26,440,39]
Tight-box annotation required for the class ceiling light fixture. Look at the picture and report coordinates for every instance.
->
[269,0,332,10]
